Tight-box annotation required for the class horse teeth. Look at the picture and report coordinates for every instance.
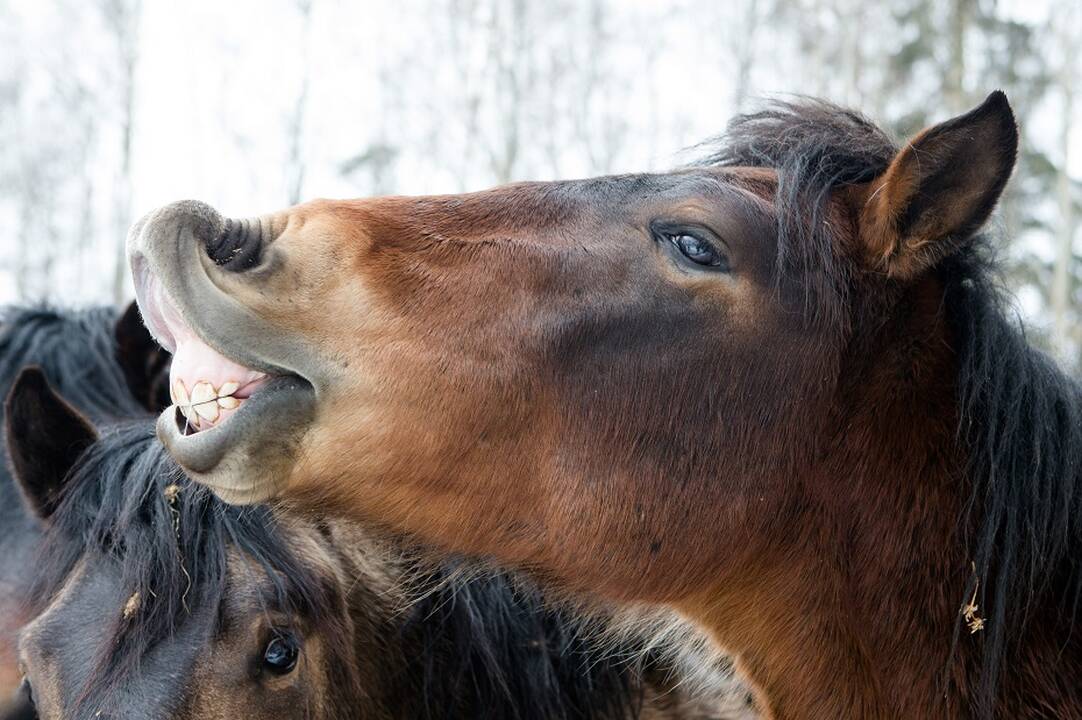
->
[179,403,200,431]
[172,380,244,428]
[190,381,216,406]
[172,380,190,407]
[195,404,220,423]
[194,401,220,424]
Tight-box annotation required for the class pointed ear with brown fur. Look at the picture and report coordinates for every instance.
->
[4,367,98,520]
[855,91,1019,279]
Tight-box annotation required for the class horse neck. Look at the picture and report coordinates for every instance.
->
[688,277,980,718]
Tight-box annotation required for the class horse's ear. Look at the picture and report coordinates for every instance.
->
[115,301,172,412]
[4,367,98,520]
[854,91,1018,279]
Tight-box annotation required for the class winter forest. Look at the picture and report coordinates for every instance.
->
[1,0,1079,371]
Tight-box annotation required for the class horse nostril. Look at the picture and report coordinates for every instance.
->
[205,218,263,271]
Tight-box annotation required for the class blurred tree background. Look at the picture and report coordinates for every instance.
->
[0,0,1079,370]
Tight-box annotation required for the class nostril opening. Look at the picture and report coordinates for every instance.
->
[203,218,235,264]
[204,218,263,271]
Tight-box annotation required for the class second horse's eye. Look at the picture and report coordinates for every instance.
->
[262,634,300,675]
[670,233,724,268]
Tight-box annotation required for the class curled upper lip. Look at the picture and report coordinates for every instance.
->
[131,255,178,353]
[127,200,323,384]
[130,254,300,382]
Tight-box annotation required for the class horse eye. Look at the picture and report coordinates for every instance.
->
[262,634,299,675]
[669,233,725,268]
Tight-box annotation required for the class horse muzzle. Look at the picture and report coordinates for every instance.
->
[126,200,324,505]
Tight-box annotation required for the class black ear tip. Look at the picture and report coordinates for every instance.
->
[985,89,1010,109]
[116,301,145,340]
[974,90,1019,159]
[119,300,141,325]
[10,366,48,397]
[980,90,1017,128]
[6,367,49,423]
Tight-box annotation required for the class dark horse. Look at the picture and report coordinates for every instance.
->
[3,369,754,719]
[128,92,1081,717]
[0,304,168,703]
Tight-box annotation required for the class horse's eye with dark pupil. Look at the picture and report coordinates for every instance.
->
[672,233,720,266]
[263,635,299,675]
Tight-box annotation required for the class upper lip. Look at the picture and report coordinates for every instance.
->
[131,254,178,353]
[130,255,298,382]
[127,201,330,390]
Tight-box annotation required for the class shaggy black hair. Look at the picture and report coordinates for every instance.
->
[395,564,645,720]
[704,98,1082,715]
[0,306,152,544]
[946,245,1082,713]
[0,306,147,422]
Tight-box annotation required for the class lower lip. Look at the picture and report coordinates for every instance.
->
[158,374,316,479]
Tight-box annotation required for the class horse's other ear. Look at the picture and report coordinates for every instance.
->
[115,301,172,412]
[4,367,98,520]
[855,90,1018,279]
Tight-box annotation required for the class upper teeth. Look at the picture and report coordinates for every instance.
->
[171,380,245,430]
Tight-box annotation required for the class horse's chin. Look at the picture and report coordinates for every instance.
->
[156,374,317,504]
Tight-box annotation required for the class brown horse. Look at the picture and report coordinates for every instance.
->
[127,92,1082,718]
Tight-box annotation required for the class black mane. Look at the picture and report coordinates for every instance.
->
[395,564,647,720]
[0,306,146,422]
[947,247,1082,710]
[704,99,1082,714]
[0,306,149,537]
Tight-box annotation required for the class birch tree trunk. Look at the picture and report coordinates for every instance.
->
[286,0,313,205]
[106,0,141,305]
[946,0,974,113]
